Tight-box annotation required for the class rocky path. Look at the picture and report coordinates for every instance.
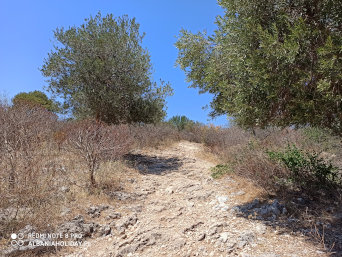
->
[62,141,327,257]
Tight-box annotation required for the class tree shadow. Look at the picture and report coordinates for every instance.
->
[232,195,342,256]
[124,153,183,175]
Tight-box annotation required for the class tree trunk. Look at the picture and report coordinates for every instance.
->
[8,156,16,190]
[89,169,96,187]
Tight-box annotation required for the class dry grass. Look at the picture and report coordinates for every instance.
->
[226,174,266,203]
[195,146,221,165]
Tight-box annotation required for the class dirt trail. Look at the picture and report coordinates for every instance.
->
[62,141,327,257]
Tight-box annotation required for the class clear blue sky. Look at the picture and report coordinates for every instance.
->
[0,0,228,126]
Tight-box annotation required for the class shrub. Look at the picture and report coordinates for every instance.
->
[302,127,334,144]
[0,102,61,239]
[129,123,180,148]
[301,127,341,152]
[267,145,341,191]
[201,126,341,197]
[0,103,56,189]
[66,120,132,187]
[210,164,232,179]
[230,147,290,194]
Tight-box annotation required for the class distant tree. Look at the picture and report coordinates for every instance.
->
[168,115,195,131]
[12,90,59,112]
[41,12,172,124]
[176,0,342,135]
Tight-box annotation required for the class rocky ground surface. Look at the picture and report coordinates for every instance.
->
[57,141,327,257]
[3,141,330,256]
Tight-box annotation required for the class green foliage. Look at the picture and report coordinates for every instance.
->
[301,126,342,152]
[12,90,59,112]
[41,12,172,124]
[302,127,334,144]
[210,164,232,179]
[267,145,341,190]
[176,0,342,135]
[167,115,195,131]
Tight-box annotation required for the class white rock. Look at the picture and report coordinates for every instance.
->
[187,202,195,207]
[221,205,229,211]
[165,187,174,194]
[255,224,266,234]
[217,196,229,204]
[219,232,230,243]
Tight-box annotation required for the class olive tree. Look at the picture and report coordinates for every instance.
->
[176,0,342,135]
[42,12,172,124]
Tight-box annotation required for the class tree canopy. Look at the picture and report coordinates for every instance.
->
[41,12,172,124]
[176,0,342,135]
[168,115,196,131]
[12,90,58,112]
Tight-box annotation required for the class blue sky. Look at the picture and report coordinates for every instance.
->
[0,0,228,126]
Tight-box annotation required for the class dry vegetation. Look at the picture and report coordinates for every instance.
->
[0,102,182,246]
[195,126,342,197]
[185,125,342,253]
[0,100,342,254]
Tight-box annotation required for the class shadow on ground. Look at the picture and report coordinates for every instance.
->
[124,153,183,175]
[233,196,342,256]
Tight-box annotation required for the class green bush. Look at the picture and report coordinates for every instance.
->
[210,164,232,179]
[267,145,341,190]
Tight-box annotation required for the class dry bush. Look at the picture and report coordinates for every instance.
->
[0,102,63,239]
[0,104,184,245]
[232,149,290,195]
[205,126,251,154]
[183,125,252,160]
[0,110,134,241]
[177,122,210,143]
[65,120,132,187]
[0,103,56,188]
[258,128,304,149]
[52,120,69,152]
[129,123,180,148]
[95,160,131,194]
[201,126,341,197]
